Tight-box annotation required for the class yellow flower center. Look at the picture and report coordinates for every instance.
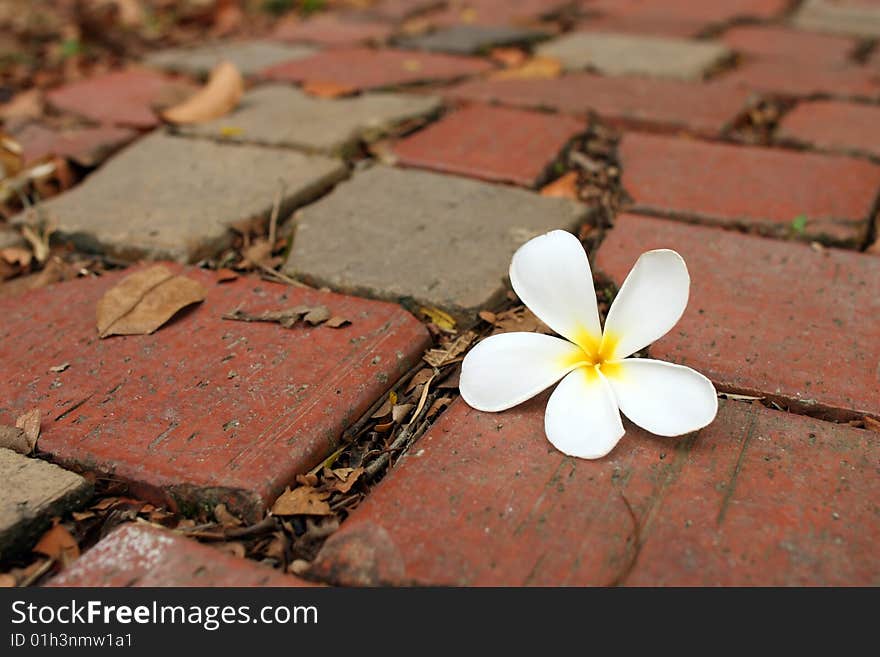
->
[559,327,624,382]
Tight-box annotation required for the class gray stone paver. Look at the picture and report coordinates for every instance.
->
[284,165,590,319]
[144,40,316,77]
[536,32,732,80]
[13,132,347,263]
[178,85,441,155]
[0,449,92,559]
[792,0,880,38]
[395,24,547,54]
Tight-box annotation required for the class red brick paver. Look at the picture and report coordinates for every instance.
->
[46,69,192,129]
[392,104,584,187]
[15,123,137,167]
[272,14,393,47]
[582,0,788,27]
[425,0,568,26]
[619,132,880,243]
[720,25,857,63]
[311,398,878,585]
[596,214,880,420]
[777,100,880,159]
[48,524,310,586]
[722,59,879,99]
[260,48,492,90]
[0,267,430,521]
[446,74,752,137]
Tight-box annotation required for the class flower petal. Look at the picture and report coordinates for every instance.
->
[509,230,602,355]
[605,358,718,437]
[460,332,586,412]
[601,249,689,360]
[544,367,625,459]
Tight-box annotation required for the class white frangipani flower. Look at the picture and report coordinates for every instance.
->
[460,230,718,459]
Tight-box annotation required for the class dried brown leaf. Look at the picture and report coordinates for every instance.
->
[391,403,414,424]
[864,416,880,433]
[326,466,364,494]
[304,305,330,325]
[162,60,244,124]
[301,80,357,99]
[33,524,79,564]
[96,266,206,338]
[540,171,579,200]
[1,247,32,268]
[423,331,475,368]
[325,316,350,328]
[15,408,40,452]
[214,503,243,527]
[271,486,333,516]
[490,56,561,80]
[0,425,30,454]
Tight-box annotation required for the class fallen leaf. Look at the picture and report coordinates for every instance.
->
[424,331,475,368]
[374,420,394,432]
[406,368,434,392]
[71,510,96,521]
[161,60,244,124]
[540,171,579,200]
[49,362,69,373]
[478,310,497,324]
[214,503,243,527]
[490,56,562,80]
[33,524,79,565]
[271,486,333,516]
[325,316,350,328]
[15,408,40,452]
[96,265,206,338]
[304,305,330,325]
[864,416,880,433]
[420,306,456,332]
[392,403,414,423]
[302,80,357,99]
[325,466,364,494]
[295,472,319,487]
[490,47,528,68]
[1,246,32,268]
[0,131,23,179]
[216,268,239,283]
[427,395,453,417]
[223,305,326,329]
[240,238,273,269]
[0,425,30,454]
[492,306,551,335]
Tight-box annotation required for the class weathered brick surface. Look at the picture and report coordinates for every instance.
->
[144,40,316,78]
[14,123,137,167]
[178,85,440,155]
[46,69,192,129]
[392,104,584,187]
[0,450,92,560]
[720,25,856,63]
[0,267,430,521]
[722,58,879,98]
[260,48,492,90]
[395,24,546,54]
[792,0,880,37]
[587,0,789,30]
[425,0,569,26]
[446,74,751,136]
[618,132,880,244]
[536,32,731,80]
[312,398,878,585]
[272,14,392,47]
[596,214,880,420]
[777,100,880,159]
[48,524,309,586]
[12,132,347,262]
[284,166,589,319]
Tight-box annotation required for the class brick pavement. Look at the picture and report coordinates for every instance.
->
[0,0,876,587]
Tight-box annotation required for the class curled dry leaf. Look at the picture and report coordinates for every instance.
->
[161,60,244,125]
[325,316,350,328]
[96,265,206,338]
[420,306,456,332]
[0,426,30,454]
[15,408,40,451]
[490,56,562,80]
[271,486,333,516]
[325,466,364,494]
[33,524,79,566]
[540,171,579,200]
[301,80,357,99]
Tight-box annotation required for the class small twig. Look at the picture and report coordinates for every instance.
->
[18,558,54,587]
[365,393,438,479]
[257,263,311,288]
[268,181,285,247]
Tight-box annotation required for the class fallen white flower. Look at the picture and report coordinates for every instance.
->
[460,230,718,459]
